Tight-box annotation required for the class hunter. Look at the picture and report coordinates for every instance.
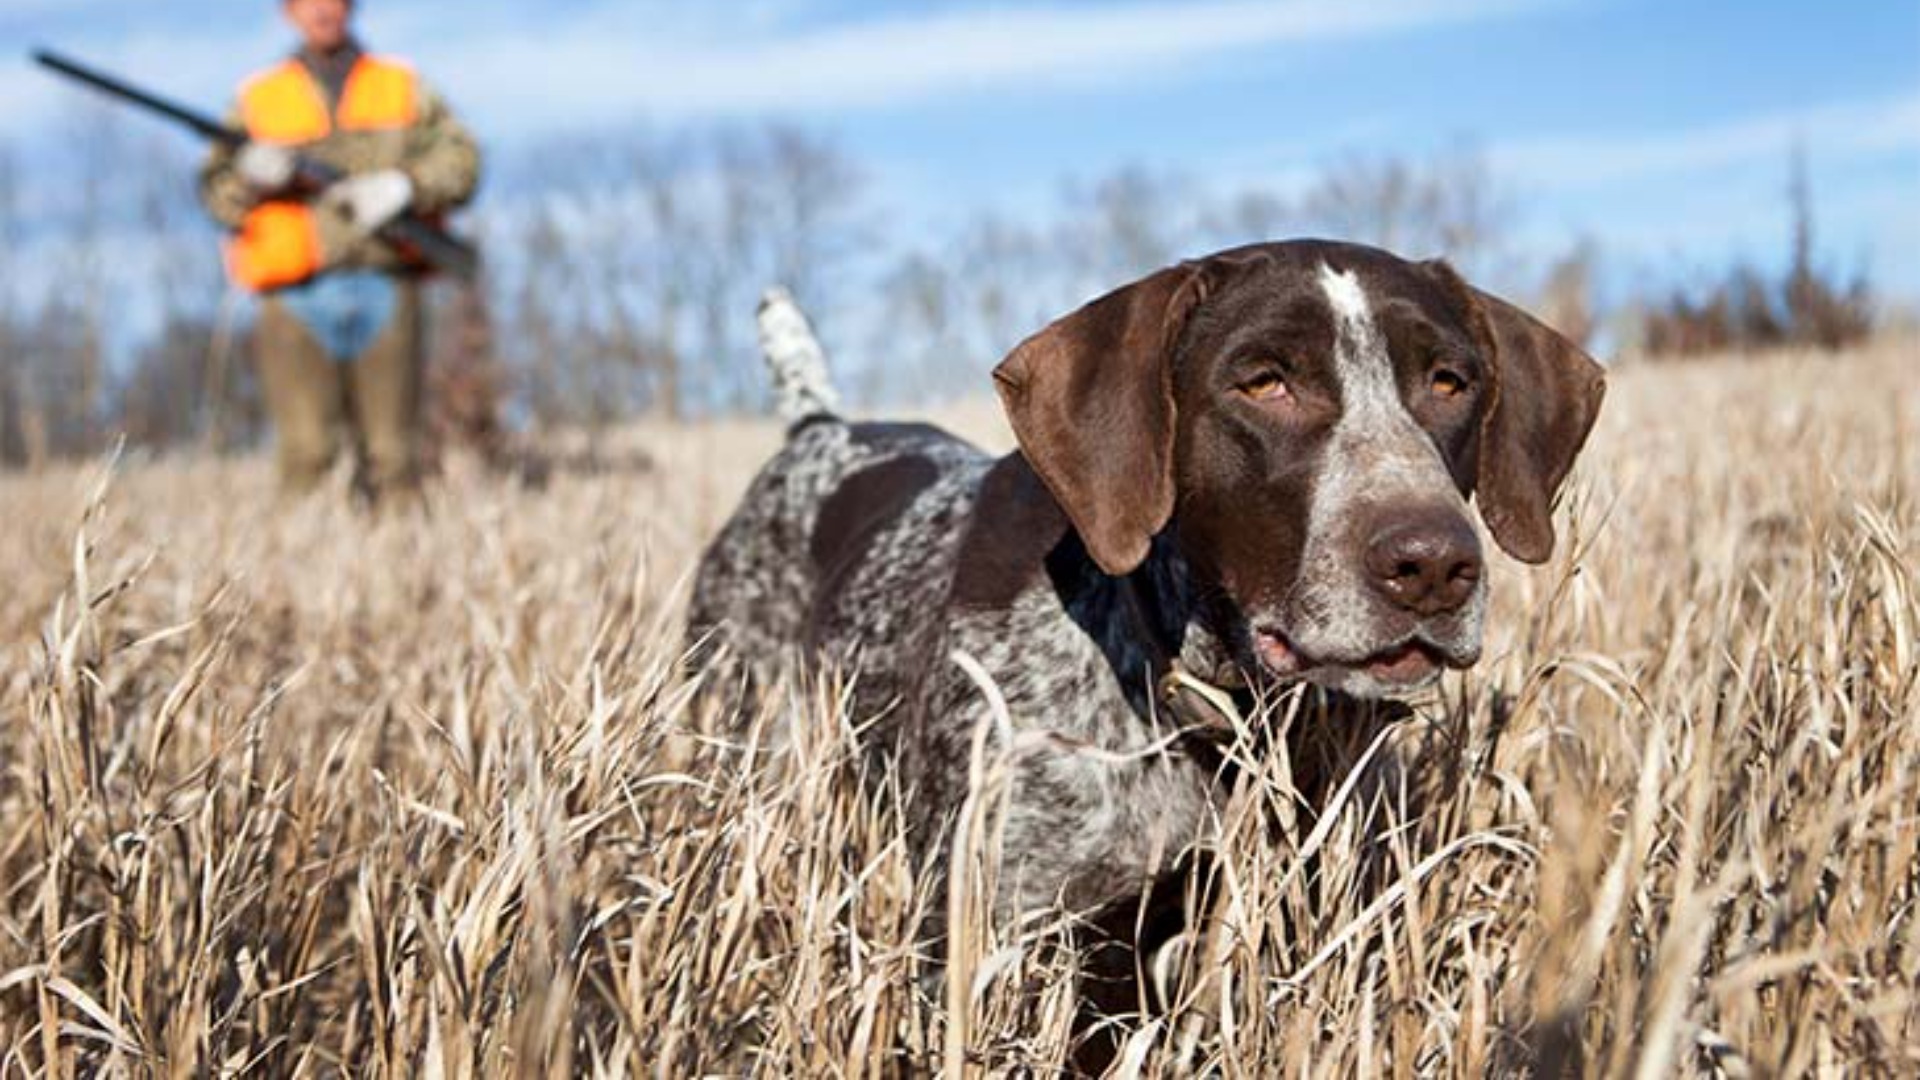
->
[199,0,479,500]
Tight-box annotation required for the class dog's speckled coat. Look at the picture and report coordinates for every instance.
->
[689,240,1606,921]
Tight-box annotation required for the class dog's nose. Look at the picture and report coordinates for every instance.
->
[1365,513,1483,615]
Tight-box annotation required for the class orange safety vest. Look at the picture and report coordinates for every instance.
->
[227,55,420,291]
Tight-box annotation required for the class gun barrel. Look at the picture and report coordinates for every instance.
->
[33,48,242,145]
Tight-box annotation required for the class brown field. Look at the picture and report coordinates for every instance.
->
[2,341,1917,1076]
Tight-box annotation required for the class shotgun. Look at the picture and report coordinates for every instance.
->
[32,47,480,281]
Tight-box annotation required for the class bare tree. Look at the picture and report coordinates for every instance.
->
[486,123,869,423]
[1304,154,1422,251]
[694,124,866,411]
[1301,143,1511,275]
[1,108,123,466]
[1785,140,1816,330]
[1640,144,1871,359]
[869,252,958,402]
[1423,147,1509,274]
[696,129,774,413]
[1537,239,1599,348]
[132,127,231,448]
[632,135,700,419]
[1079,165,1184,283]
[1782,141,1871,350]
[761,126,866,312]
[0,142,19,466]
[958,214,1058,365]
[62,106,123,451]
[1201,188,1293,251]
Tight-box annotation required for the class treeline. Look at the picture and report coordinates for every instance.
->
[0,112,1882,469]
[0,112,244,466]
[0,117,1531,466]
[1638,148,1873,358]
[479,135,1535,416]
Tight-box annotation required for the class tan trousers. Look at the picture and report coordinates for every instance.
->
[256,281,423,500]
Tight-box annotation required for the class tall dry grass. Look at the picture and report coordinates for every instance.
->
[1,342,1916,1076]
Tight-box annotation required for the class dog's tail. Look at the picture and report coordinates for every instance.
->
[758,286,841,426]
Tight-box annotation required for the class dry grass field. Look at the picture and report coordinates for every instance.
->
[1,340,1916,1076]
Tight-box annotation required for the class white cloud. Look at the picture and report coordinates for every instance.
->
[1,0,1557,139]
[1490,91,1920,190]
[1489,95,1920,296]
[457,0,1552,131]
[0,0,112,17]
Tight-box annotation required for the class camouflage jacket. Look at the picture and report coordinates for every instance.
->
[198,42,481,277]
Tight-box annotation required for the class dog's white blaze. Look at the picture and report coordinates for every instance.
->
[1317,265,1406,429]
[1282,264,1480,668]
[1319,263,1371,331]
[1320,265,1441,492]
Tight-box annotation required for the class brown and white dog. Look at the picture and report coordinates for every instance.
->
[690,239,1605,924]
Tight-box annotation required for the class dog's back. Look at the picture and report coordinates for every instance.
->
[687,291,992,718]
[688,417,987,687]
[688,289,1223,922]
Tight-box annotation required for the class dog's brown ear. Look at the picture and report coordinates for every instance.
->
[993,263,1208,575]
[1466,284,1607,564]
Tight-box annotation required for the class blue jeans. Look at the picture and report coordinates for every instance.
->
[273,271,399,363]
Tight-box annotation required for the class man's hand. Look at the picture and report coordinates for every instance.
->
[235,142,297,193]
[323,170,415,232]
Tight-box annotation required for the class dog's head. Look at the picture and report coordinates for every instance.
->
[994,240,1606,697]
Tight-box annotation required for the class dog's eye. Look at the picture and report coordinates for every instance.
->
[1431,368,1470,399]
[1238,371,1291,402]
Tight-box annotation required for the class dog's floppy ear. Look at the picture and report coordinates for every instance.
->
[993,262,1208,575]
[1456,274,1607,564]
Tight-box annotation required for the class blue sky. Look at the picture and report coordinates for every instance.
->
[3,0,1918,298]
